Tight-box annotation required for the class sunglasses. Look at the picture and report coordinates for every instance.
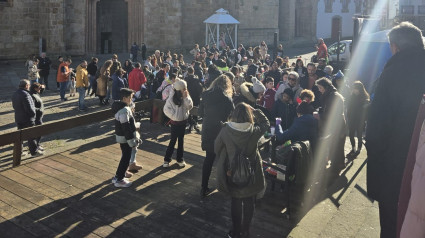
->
[288,77,296,81]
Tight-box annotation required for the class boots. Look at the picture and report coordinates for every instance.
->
[128,162,143,172]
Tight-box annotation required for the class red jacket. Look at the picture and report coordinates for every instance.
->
[260,88,276,111]
[128,68,146,92]
[317,43,328,59]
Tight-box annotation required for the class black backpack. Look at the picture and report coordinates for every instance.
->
[227,135,255,188]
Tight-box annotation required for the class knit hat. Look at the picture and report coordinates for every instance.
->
[173,80,187,91]
[251,77,266,94]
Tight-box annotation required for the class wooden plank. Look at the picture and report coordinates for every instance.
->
[0,175,53,206]
[0,215,36,238]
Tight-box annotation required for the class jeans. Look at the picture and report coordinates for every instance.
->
[130,147,137,164]
[231,196,255,235]
[164,123,186,162]
[105,80,112,101]
[87,75,96,95]
[30,78,39,85]
[59,81,69,100]
[349,122,365,151]
[17,122,38,155]
[116,143,132,181]
[201,150,216,189]
[77,87,86,109]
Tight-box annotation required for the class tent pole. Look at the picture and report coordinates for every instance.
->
[205,24,208,46]
[217,24,220,51]
[235,24,238,50]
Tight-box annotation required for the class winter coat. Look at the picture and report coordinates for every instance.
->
[276,114,318,145]
[366,48,425,204]
[28,65,39,81]
[300,74,321,108]
[259,88,276,111]
[128,68,147,92]
[12,88,36,125]
[275,81,303,102]
[112,101,139,147]
[233,82,257,107]
[87,62,98,76]
[271,99,297,131]
[57,62,70,83]
[30,89,44,125]
[346,94,369,129]
[112,74,126,101]
[163,90,193,122]
[294,66,308,78]
[398,96,425,238]
[96,69,110,97]
[185,74,203,106]
[319,88,346,137]
[75,65,89,88]
[215,109,269,198]
[37,57,51,76]
[199,88,234,152]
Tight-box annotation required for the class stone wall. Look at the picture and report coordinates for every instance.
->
[64,0,86,55]
[0,0,65,60]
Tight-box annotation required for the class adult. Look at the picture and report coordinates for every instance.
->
[259,41,268,61]
[106,54,122,103]
[128,62,147,93]
[112,68,127,101]
[199,75,234,197]
[294,58,308,78]
[300,63,321,108]
[275,71,303,102]
[57,58,72,101]
[87,57,98,96]
[141,43,147,62]
[365,22,425,238]
[28,58,40,85]
[184,67,203,107]
[123,59,134,81]
[277,44,284,58]
[97,60,113,105]
[37,52,51,89]
[51,56,63,91]
[75,60,89,111]
[215,103,269,238]
[30,82,45,150]
[265,62,282,88]
[12,80,42,157]
[316,78,346,175]
[130,42,140,62]
[316,38,328,63]
[190,44,200,60]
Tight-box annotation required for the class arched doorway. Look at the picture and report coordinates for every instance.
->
[96,0,128,54]
[331,16,342,40]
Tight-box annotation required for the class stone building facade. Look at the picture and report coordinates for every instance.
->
[0,0,318,60]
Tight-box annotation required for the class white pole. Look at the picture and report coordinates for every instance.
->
[217,24,220,51]
[235,24,238,50]
[205,24,208,46]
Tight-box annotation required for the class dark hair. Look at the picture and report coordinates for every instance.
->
[283,88,294,99]
[161,63,168,68]
[224,72,235,82]
[307,62,316,68]
[282,71,289,76]
[316,77,334,91]
[30,82,41,93]
[120,88,135,99]
[352,81,370,101]
[169,73,177,80]
[187,67,194,74]
[297,101,314,115]
[172,89,183,107]
[134,62,141,68]
[230,102,254,123]
[91,57,98,62]
[265,77,274,84]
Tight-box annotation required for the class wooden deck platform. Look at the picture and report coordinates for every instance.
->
[0,122,290,238]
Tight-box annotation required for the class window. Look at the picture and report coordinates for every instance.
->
[325,0,335,13]
[341,0,350,13]
[328,42,346,55]
[0,0,12,7]
[400,5,414,15]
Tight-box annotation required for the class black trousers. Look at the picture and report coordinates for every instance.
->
[231,196,255,235]
[164,123,185,162]
[116,143,132,181]
[378,199,397,238]
[39,73,49,88]
[201,150,216,189]
[17,122,38,155]
[349,122,365,151]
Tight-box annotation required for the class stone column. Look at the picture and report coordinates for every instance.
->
[126,0,144,51]
[86,0,99,53]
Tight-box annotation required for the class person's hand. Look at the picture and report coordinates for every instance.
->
[40,84,45,89]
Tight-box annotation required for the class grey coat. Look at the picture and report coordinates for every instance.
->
[214,109,269,198]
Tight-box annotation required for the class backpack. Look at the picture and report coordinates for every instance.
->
[227,134,255,188]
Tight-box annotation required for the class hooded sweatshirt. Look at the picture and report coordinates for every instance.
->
[112,101,139,147]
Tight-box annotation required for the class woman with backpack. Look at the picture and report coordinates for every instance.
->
[214,103,270,238]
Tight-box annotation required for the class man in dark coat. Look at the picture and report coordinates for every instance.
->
[365,22,425,238]
[37,52,51,90]
[141,43,147,61]
[12,79,42,157]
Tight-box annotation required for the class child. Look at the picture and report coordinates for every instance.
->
[128,101,143,172]
[111,88,141,187]
[346,81,370,157]
[162,80,193,168]
[69,70,76,97]
[259,77,276,112]
[271,88,297,131]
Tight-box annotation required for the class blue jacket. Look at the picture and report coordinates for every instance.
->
[12,88,36,125]
[112,74,126,101]
[271,99,297,131]
[276,114,318,144]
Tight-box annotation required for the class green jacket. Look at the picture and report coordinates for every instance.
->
[214,109,269,198]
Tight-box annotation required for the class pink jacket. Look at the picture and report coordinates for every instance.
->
[399,95,425,238]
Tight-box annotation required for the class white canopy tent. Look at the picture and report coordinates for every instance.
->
[203,8,240,50]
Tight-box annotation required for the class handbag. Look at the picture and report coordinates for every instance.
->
[227,133,256,188]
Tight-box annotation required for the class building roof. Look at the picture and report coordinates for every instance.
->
[203,8,240,24]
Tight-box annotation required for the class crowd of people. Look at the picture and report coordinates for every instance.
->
[12,21,425,238]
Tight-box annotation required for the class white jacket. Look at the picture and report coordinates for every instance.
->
[163,90,193,122]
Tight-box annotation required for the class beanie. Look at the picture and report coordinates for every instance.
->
[251,77,266,94]
[173,80,187,91]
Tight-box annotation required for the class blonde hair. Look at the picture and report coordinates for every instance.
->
[100,60,113,75]
[208,75,233,98]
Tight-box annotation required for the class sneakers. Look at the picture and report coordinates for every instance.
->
[177,161,186,168]
[128,162,143,172]
[114,178,132,188]
[200,187,214,198]
[38,145,44,151]
[111,176,118,183]
[31,150,44,158]
[163,162,170,168]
